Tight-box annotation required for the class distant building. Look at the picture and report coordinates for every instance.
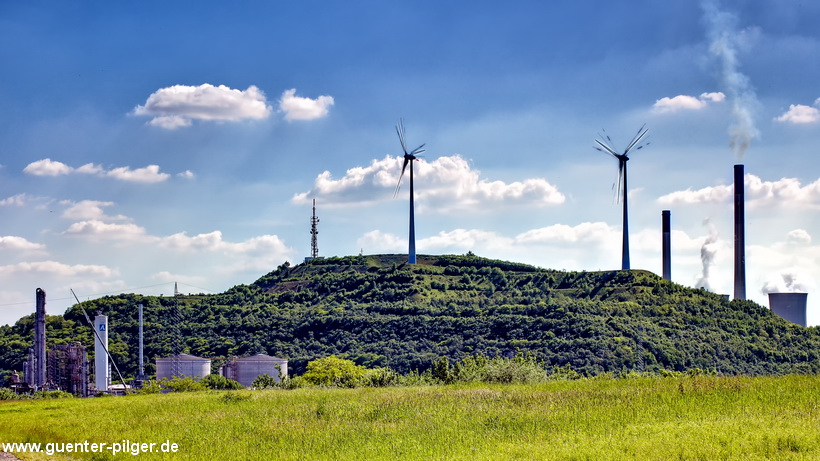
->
[220,354,288,387]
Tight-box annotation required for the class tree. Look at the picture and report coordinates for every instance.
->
[301,356,367,387]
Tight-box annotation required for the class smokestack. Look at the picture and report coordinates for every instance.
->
[734,164,746,300]
[94,314,109,391]
[662,210,671,281]
[768,293,807,327]
[34,288,46,390]
[138,303,144,382]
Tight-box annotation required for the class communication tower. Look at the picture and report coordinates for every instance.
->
[310,198,319,259]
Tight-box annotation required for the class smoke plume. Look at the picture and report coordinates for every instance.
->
[696,217,720,291]
[701,0,760,158]
[761,273,809,294]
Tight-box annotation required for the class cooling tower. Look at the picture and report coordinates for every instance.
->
[94,315,109,391]
[768,293,807,327]
[662,210,671,281]
[734,164,746,300]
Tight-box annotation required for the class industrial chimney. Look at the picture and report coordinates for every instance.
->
[768,293,807,327]
[34,288,47,390]
[94,314,109,391]
[662,210,671,281]
[734,164,746,300]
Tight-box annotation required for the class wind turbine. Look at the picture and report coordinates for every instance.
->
[594,124,649,271]
[393,119,425,264]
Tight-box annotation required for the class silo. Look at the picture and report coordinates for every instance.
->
[155,353,211,381]
[768,293,808,327]
[223,354,288,387]
[94,315,109,391]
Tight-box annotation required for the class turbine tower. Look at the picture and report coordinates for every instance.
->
[393,119,425,264]
[594,125,650,270]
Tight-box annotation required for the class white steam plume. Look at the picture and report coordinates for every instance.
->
[702,0,760,159]
[695,217,720,291]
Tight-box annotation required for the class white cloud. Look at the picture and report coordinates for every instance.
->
[786,229,812,246]
[0,236,45,252]
[514,222,615,245]
[23,159,173,183]
[133,84,272,129]
[23,158,73,176]
[105,165,170,183]
[0,194,29,206]
[774,103,820,124]
[177,170,195,179]
[293,154,565,211]
[652,92,725,113]
[279,88,335,121]
[0,261,118,277]
[63,220,151,242]
[60,200,130,222]
[658,174,820,209]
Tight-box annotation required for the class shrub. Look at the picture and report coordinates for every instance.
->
[302,356,368,387]
[136,380,163,395]
[251,373,279,390]
[161,376,206,392]
[201,374,243,390]
[34,390,74,399]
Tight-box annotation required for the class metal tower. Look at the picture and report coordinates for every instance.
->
[310,198,319,259]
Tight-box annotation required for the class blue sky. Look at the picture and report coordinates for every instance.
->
[2,0,820,326]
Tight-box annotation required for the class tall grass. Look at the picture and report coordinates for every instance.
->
[1,375,818,460]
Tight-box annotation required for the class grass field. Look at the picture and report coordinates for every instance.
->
[1,375,818,460]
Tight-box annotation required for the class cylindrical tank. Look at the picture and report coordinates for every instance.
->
[155,354,211,381]
[768,293,807,327]
[223,354,288,387]
[94,315,109,391]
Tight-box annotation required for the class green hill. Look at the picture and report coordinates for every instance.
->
[1,254,818,382]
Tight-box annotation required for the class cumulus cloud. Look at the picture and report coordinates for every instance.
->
[293,154,565,211]
[658,174,820,209]
[514,222,615,245]
[0,194,29,206]
[23,159,174,183]
[60,200,130,222]
[774,99,820,124]
[63,220,150,242]
[652,92,725,113]
[279,88,335,121]
[133,84,272,128]
[0,261,117,277]
[786,229,812,246]
[0,236,45,252]
[23,159,73,176]
[106,165,169,183]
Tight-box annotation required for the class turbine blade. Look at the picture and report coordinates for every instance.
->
[396,120,408,155]
[624,126,649,154]
[595,139,618,157]
[393,159,409,198]
[410,144,426,156]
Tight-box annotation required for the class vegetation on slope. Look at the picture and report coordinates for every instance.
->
[1,254,818,382]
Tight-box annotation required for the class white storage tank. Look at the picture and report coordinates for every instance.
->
[155,353,211,381]
[221,354,288,387]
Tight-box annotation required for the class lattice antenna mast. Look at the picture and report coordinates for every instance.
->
[310,198,319,259]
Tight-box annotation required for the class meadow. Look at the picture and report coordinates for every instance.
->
[1,374,818,460]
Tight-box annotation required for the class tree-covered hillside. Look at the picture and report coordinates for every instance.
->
[1,254,818,382]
